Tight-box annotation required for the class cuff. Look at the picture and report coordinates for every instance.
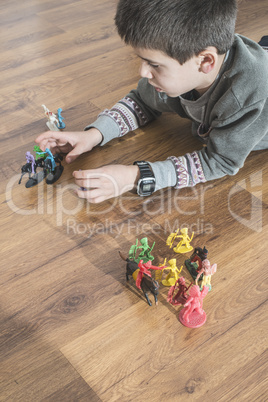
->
[148,160,177,191]
[84,115,120,146]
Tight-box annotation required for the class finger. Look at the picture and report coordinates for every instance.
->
[76,188,109,203]
[73,169,102,179]
[35,131,63,144]
[66,142,87,163]
[73,177,101,188]
[37,138,58,151]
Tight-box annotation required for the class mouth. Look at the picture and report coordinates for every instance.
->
[149,82,164,92]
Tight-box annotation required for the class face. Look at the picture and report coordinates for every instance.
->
[135,48,204,97]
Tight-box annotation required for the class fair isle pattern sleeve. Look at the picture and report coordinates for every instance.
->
[98,97,150,136]
[168,152,206,188]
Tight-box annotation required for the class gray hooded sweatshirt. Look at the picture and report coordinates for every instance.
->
[85,35,268,191]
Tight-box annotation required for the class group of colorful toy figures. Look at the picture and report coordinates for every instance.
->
[19,146,64,188]
[120,228,217,329]
[19,105,65,188]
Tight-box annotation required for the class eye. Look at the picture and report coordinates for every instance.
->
[148,62,159,68]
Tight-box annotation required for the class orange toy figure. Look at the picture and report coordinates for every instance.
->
[179,285,209,328]
[167,277,192,306]
[162,259,183,287]
[173,228,194,254]
[195,259,217,291]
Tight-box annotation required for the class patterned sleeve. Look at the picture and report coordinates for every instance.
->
[98,97,151,136]
[167,152,206,188]
[84,96,152,145]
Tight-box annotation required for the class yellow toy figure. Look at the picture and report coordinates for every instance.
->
[154,258,167,282]
[173,228,194,254]
[166,228,180,248]
[162,259,183,287]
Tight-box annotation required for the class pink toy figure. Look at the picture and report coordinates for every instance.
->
[179,285,209,328]
[167,277,192,306]
[136,260,163,290]
[195,259,217,291]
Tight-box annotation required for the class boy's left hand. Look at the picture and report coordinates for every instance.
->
[73,165,139,203]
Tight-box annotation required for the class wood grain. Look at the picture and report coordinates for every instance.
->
[0,0,267,400]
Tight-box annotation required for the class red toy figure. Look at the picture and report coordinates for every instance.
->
[191,246,208,271]
[167,277,192,306]
[136,260,163,289]
[179,285,209,328]
[195,259,217,291]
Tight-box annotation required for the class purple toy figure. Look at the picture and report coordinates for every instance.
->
[26,151,35,174]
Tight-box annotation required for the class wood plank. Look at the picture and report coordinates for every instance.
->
[0,0,267,400]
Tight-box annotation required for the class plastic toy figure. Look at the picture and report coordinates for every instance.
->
[34,145,47,160]
[161,259,183,287]
[154,258,166,282]
[179,285,209,328]
[185,246,208,280]
[25,151,35,174]
[172,228,194,253]
[57,108,66,129]
[167,277,192,306]
[128,237,155,263]
[42,149,63,185]
[42,104,60,131]
[45,148,56,170]
[195,259,217,291]
[18,151,41,185]
[166,228,180,248]
[136,260,163,290]
[19,147,63,188]
[119,252,159,306]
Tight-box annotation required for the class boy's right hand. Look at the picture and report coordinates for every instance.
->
[35,128,103,163]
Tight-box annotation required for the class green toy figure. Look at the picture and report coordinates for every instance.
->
[128,237,155,263]
[34,145,47,160]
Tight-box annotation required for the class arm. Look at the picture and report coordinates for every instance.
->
[153,98,268,190]
[84,78,179,145]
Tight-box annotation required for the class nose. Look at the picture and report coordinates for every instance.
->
[139,61,153,79]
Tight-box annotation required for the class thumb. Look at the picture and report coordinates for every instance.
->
[65,144,85,163]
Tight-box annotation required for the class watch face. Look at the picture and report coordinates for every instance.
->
[142,183,153,192]
[138,178,155,196]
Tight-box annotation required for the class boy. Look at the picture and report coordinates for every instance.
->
[36,0,268,204]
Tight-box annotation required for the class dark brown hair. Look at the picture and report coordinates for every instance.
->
[115,0,237,64]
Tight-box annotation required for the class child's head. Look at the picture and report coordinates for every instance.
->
[115,0,237,65]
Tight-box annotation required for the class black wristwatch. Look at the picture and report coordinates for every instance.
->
[133,161,156,196]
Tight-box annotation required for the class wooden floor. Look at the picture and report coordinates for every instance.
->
[1,1,267,401]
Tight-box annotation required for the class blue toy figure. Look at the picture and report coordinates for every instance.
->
[57,108,65,129]
[45,148,56,170]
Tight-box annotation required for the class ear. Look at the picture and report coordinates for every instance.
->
[198,50,216,74]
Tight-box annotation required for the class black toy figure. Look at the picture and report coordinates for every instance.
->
[19,148,63,188]
[184,246,208,280]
